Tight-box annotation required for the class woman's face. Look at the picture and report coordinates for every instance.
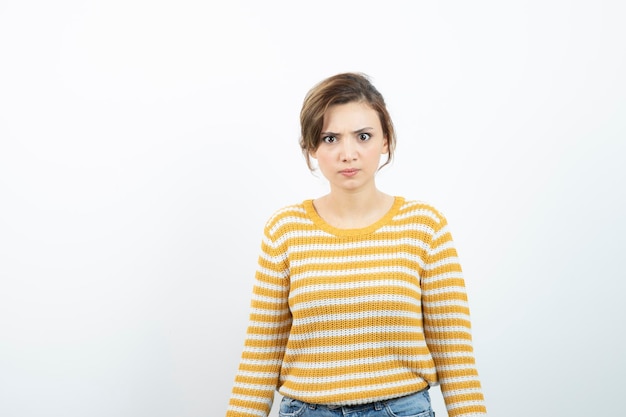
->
[310,101,388,194]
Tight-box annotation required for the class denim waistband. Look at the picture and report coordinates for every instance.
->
[294,386,430,412]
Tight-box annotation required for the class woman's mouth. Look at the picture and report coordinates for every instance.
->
[339,169,359,177]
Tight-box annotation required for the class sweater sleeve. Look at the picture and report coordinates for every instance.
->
[226,225,292,417]
[421,213,487,417]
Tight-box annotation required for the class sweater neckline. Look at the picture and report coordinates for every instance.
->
[302,196,404,237]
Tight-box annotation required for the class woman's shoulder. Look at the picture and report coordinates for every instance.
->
[262,200,311,233]
[396,197,449,225]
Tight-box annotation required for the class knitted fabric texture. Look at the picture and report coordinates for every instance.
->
[226,197,487,417]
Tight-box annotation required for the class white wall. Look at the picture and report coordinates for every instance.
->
[1,1,624,416]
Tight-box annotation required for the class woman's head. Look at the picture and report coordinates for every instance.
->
[299,72,396,171]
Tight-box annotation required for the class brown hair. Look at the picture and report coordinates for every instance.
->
[299,72,396,171]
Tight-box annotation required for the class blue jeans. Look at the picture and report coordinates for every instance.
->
[278,388,435,417]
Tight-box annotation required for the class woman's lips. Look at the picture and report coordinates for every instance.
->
[339,168,359,177]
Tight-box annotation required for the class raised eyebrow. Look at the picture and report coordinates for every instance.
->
[320,127,374,137]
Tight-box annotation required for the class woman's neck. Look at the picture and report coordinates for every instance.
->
[313,188,394,229]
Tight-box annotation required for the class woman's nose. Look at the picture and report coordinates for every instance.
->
[340,139,357,161]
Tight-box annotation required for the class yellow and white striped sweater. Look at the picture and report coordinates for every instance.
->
[226,197,487,417]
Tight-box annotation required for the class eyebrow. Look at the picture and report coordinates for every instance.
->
[320,127,374,136]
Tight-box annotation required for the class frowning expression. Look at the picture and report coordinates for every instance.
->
[310,101,388,193]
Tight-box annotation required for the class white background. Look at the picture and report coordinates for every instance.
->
[1,1,625,416]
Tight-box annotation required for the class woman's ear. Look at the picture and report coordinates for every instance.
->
[381,136,389,154]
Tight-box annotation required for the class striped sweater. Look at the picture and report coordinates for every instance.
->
[226,197,487,417]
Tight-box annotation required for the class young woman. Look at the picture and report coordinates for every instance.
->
[226,73,487,417]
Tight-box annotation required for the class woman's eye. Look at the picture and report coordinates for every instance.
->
[323,136,337,143]
[358,133,371,141]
